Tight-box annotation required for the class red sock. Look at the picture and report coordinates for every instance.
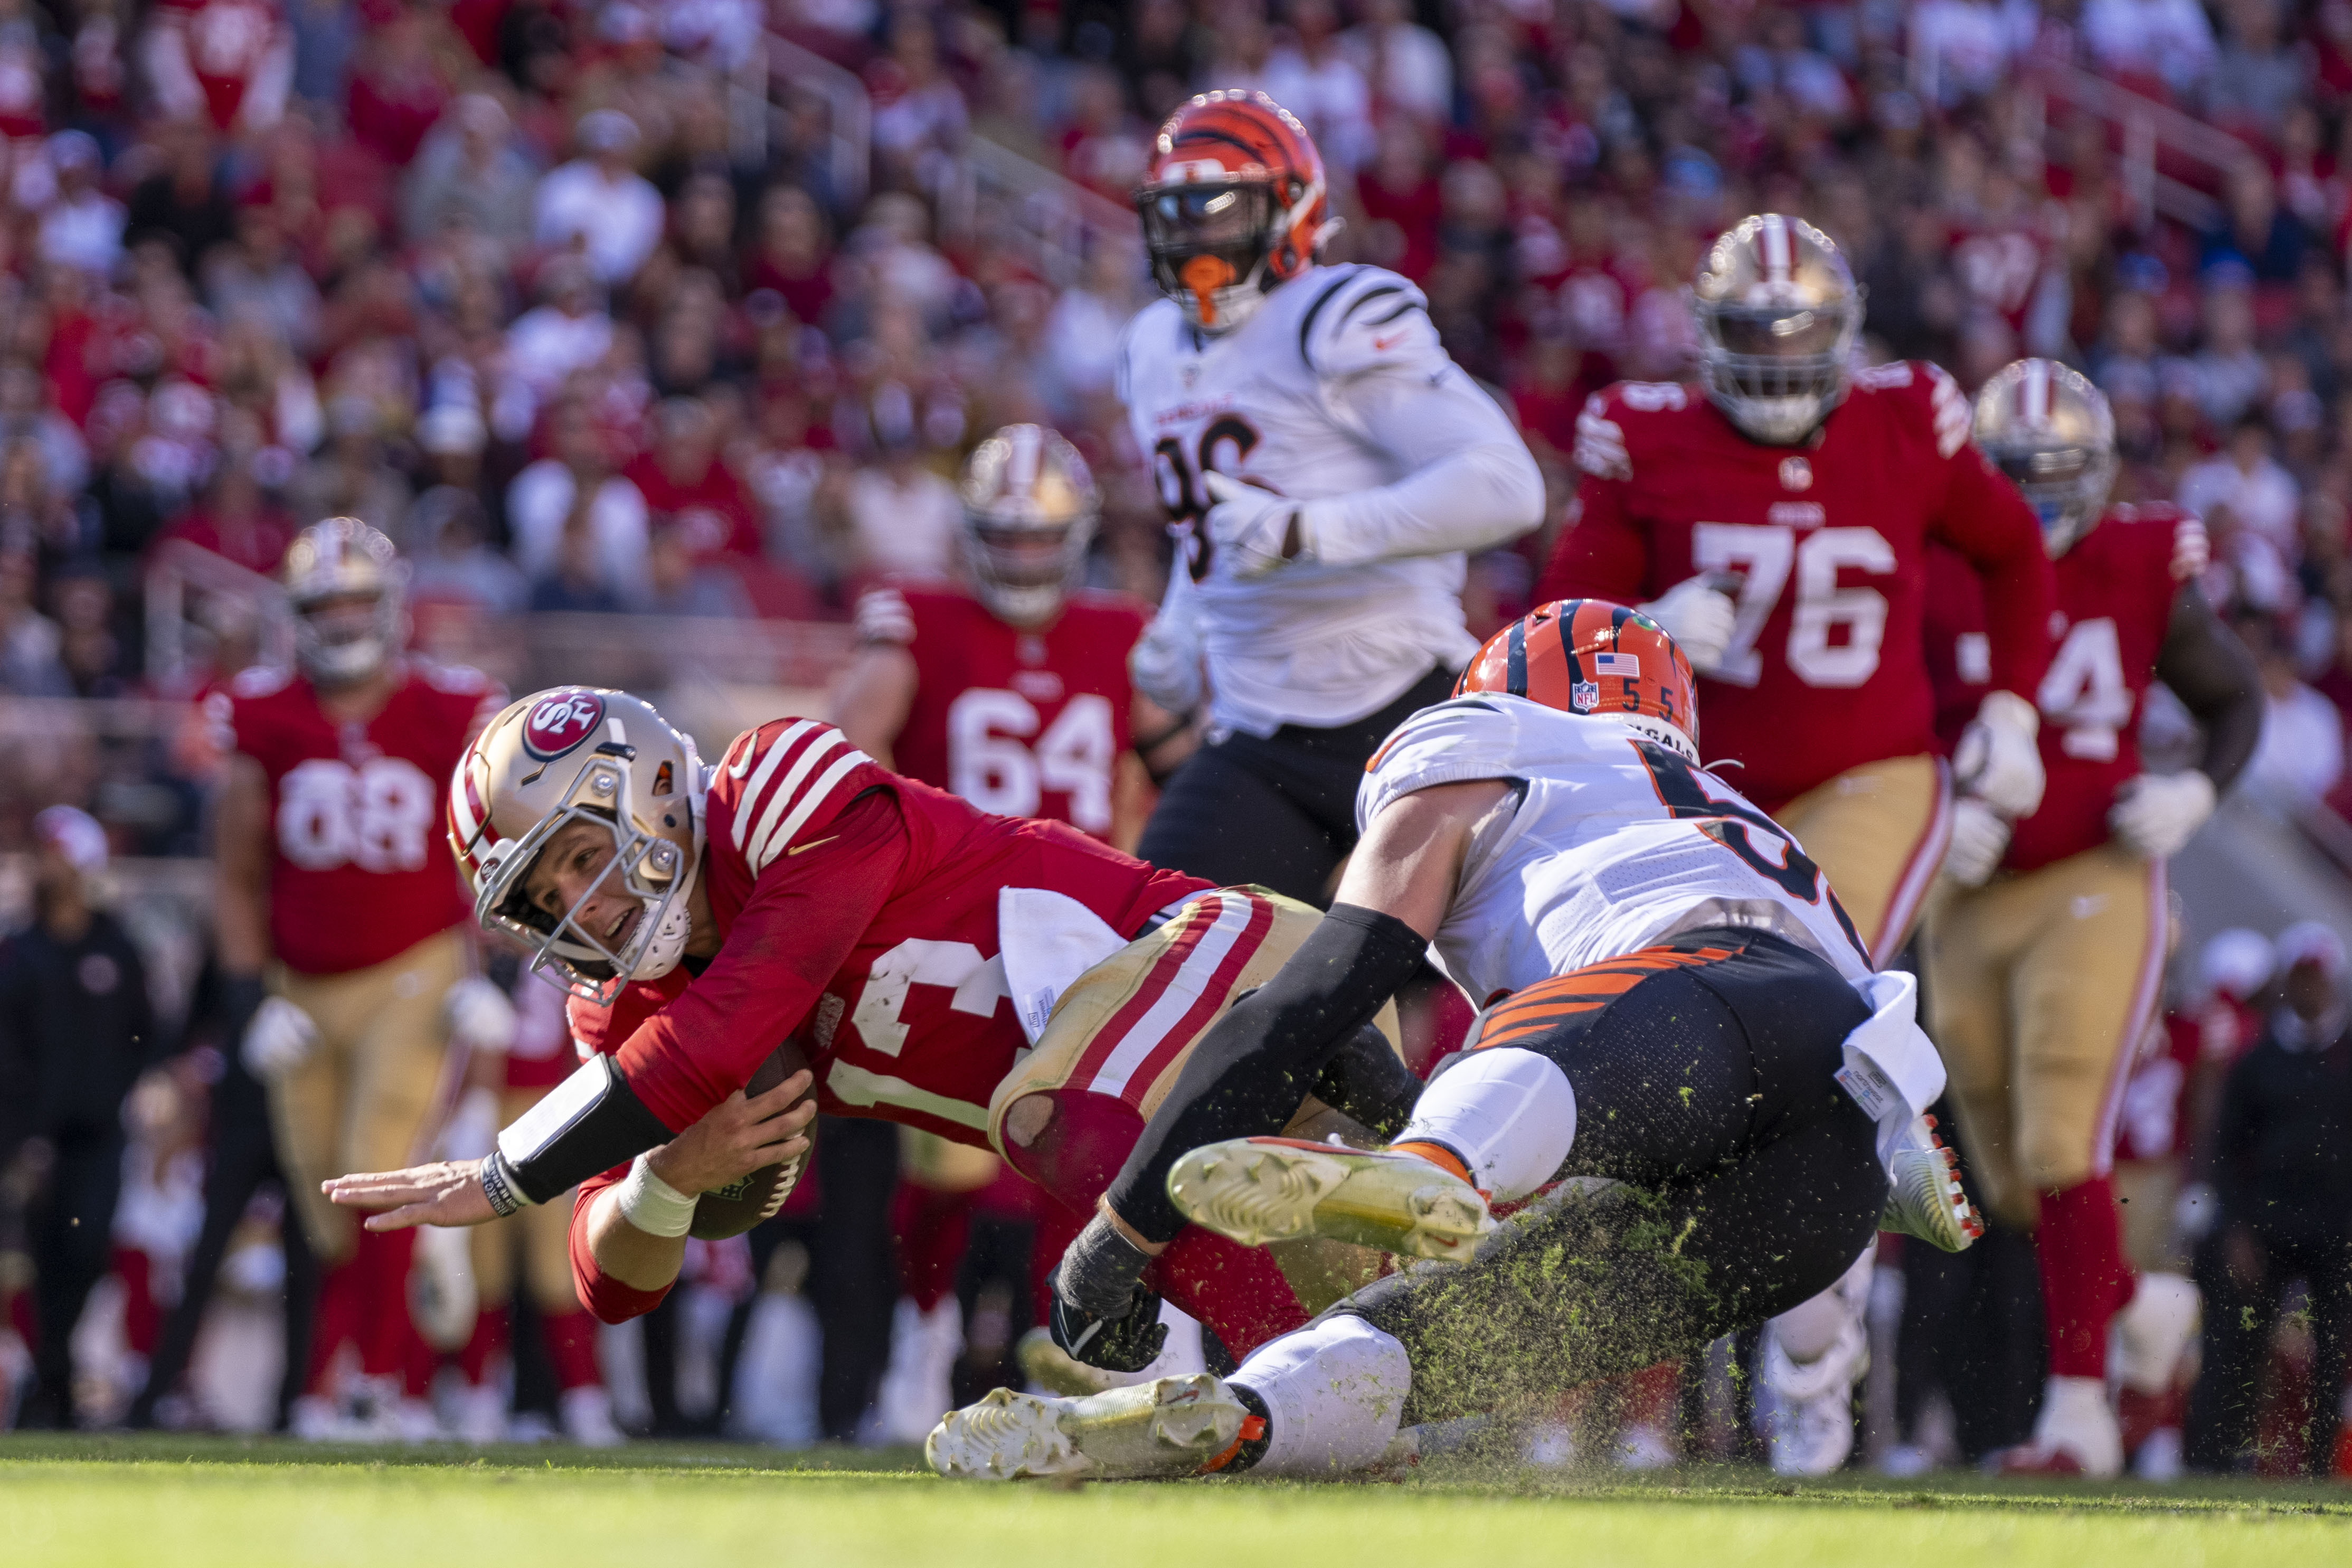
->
[891,1184,974,1314]
[459,1305,511,1387]
[354,1227,420,1380]
[306,1253,363,1394]
[542,1308,603,1391]
[2035,1177,2136,1379]
[112,1247,159,1356]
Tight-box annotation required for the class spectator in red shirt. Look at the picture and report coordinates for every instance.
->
[625,396,762,564]
[744,185,835,335]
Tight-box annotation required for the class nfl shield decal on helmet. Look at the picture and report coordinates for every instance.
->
[1571,680,1600,712]
[522,689,606,761]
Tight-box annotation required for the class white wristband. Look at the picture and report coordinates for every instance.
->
[614,1155,697,1239]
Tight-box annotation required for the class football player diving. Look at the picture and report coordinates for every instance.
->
[929,601,1980,1481]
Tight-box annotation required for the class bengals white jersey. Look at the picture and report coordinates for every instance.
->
[1360,696,1875,1006]
[1118,263,1539,736]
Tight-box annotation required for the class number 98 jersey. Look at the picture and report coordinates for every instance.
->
[209,660,505,976]
[866,584,1144,840]
[1925,506,2206,872]
[1536,363,2053,812]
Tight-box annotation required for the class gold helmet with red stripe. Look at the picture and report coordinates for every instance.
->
[284,516,405,685]
[1690,213,1864,445]
[447,686,706,1003]
[1972,357,2118,556]
[958,423,1099,626]
[1456,599,1702,761]
[1136,90,1333,334]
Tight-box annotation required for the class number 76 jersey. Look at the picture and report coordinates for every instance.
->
[1536,364,2054,812]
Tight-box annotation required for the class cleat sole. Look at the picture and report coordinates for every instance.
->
[1169,1140,1494,1261]
[928,1374,1245,1482]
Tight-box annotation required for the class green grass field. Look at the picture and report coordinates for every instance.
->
[10,1435,2352,1567]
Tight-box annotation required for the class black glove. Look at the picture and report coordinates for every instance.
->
[1046,1214,1168,1373]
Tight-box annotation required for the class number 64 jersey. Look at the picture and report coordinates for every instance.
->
[1361,695,1875,1006]
[210,660,505,976]
[1536,363,2053,812]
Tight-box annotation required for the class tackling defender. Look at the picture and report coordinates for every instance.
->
[929,601,1978,1481]
[1924,360,2262,1476]
[1118,89,1543,901]
[1534,214,2058,1468]
[322,689,1420,1364]
[209,518,511,1439]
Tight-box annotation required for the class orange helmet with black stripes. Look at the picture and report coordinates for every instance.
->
[1455,598,1702,762]
[1136,90,1331,334]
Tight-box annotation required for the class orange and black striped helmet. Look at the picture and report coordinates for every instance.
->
[1456,599,1702,760]
[1135,90,1330,333]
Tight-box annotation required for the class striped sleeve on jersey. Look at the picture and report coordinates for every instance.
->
[1299,265,1441,379]
[719,719,877,875]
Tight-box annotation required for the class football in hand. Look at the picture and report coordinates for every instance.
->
[688,1039,814,1240]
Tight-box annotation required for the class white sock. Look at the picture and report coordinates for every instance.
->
[1397,1046,1576,1200]
[1231,1316,1412,1478]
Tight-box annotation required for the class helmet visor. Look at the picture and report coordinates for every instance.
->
[1709,306,1849,362]
[1138,183,1274,258]
[970,519,1084,588]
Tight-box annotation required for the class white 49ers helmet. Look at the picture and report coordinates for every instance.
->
[958,424,1099,626]
[447,687,707,1004]
[1972,358,2118,557]
[285,517,405,685]
[1690,213,1864,446]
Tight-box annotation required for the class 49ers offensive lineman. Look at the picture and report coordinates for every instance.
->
[1119,90,1542,901]
[210,518,510,1439]
[1535,213,2056,1471]
[1923,360,2262,1476]
[323,689,1421,1368]
[928,602,1973,1482]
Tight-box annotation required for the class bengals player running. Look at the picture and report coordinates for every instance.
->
[1923,360,2262,1477]
[831,425,1192,1436]
[1535,213,2057,1473]
[324,689,1421,1373]
[210,518,511,1440]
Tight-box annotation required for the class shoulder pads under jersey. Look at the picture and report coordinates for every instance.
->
[1297,265,1442,380]
[1851,360,1971,459]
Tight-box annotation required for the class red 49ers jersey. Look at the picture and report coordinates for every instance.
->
[1537,364,2056,811]
[581,718,1205,1144]
[864,585,1146,840]
[211,661,503,976]
[1925,505,2204,873]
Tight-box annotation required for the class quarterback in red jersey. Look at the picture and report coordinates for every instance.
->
[209,518,511,1439]
[834,424,1191,845]
[1922,359,2263,1476]
[325,689,1420,1369]
[1536,213,2058,969]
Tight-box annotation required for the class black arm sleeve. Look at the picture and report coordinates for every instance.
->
[2155,583,2263,792]
[1103,902,1431,1243]
[1310,1021,1424,1138]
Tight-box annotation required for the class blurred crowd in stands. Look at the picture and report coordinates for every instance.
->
[7,0,2352,1472]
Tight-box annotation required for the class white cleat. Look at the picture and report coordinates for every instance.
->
[2112,1271,2199,1395]
[926,1374,1247,1481]
[1878,1116,1983,1253]
[1167,1138,1494,1260]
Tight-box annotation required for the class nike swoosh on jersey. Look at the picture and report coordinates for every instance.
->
[786,835,839,857]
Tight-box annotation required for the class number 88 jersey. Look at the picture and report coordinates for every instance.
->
[1536,362,2054,813]
[871,584,1145,839]
[209,660,505,976]
[1926,506,2207,873]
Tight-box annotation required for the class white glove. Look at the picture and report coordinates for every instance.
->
[443,974,518,1054]
[1952,690,2045,820]
[2109,770,2216,861]
[1130,610,1204,716]
[1636,575,1739,673]
[241,995,319,1080]
[1204,470,1321,578]
[1941,796,2012,887]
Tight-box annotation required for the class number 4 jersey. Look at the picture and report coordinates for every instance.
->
[1362,695,1874,1007]
[1536,364,2054,811]
[861,584,1144,839]
[1926,506,2208,872]
[212,661,505,976]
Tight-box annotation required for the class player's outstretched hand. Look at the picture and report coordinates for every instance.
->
[646,1070,818,1196]
[324,1160,499,1231]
